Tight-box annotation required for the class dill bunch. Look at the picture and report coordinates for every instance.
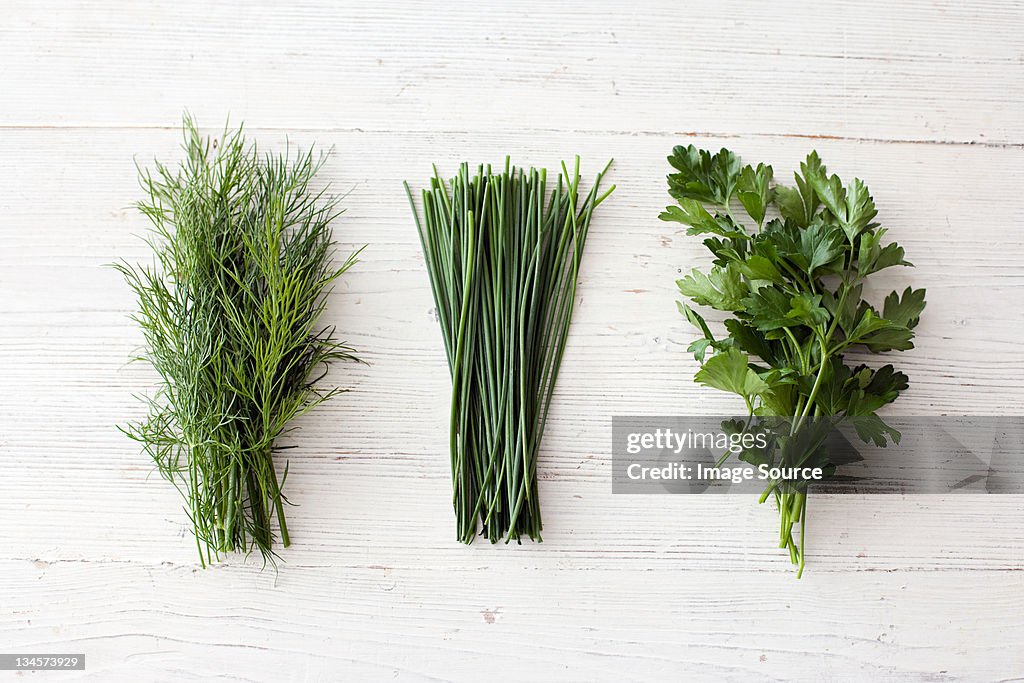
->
[116,116,360,566]
[405,158,614,544]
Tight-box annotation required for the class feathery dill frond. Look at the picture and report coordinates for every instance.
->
[117,115,360,566]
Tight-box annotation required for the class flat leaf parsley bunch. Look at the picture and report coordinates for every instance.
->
[661,146,926,575]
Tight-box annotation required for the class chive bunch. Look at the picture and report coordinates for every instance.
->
[117,117,360,566]
[405,158,614,543]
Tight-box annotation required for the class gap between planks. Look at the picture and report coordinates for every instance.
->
[4,555,1023,574]
[0,124,1021,150]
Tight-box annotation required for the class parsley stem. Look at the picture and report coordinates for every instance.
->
[796,493,807,578]
[793,336,830,434]
[783,327,807,374]
[823,278,855,344]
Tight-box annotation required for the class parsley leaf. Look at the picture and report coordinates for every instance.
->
[787,293,830,328]
[660,199,747,238]
[858,228,911,276]
[737,163,774,226]
[676,264,746,311]
[666,145,741,206]
[695,347,769,398]
[743,286,802,333]
[883,287,927,329]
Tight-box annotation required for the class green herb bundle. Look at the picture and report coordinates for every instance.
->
[661,146,925,575]
[116,117,360,566]
[406,158,613,543]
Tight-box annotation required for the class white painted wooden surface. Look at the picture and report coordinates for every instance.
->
[1,1,1023,680]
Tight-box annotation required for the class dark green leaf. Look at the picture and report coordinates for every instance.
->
[695,347,769,398]
[679,301,714,339]
[883,287,927,329]
[805,161,877,243]
[687,338,713,362]
[724,319,777,364]
[845,308,893,342]
[738,254,785,284]
[860,324,915,352]
[702,236,747,266]
[677,264,747,311]
[774,186,805,227]
[849,414,901,447]
[843,305,916,351]
[798,219,845,275]
[809,358,850,415]
[776,152,825,229]
[787,293,830,328]
[667,145,740,206]
[858,228,911,276]
[737,163,774,225]
[847,364,908,413]
[871,242,911,273]
[660,199,747,238]
[743,286,801,332]
[806,170,846,224]
[833,285,865,340]
[841,178,878,241]
[755,383,798,417]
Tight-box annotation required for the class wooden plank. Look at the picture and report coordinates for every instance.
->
[1,1,1023,144]
[2,559,1022,681]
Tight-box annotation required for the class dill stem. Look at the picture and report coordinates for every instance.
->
[223,460,238,548]
[266,448,290,548]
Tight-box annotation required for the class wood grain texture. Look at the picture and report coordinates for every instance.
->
[2,560,1022,682]
[1,1,1023,681]
[3,1,1024,145]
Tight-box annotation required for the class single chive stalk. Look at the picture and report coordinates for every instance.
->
[116,115,362,566]
[406,158,614,543]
